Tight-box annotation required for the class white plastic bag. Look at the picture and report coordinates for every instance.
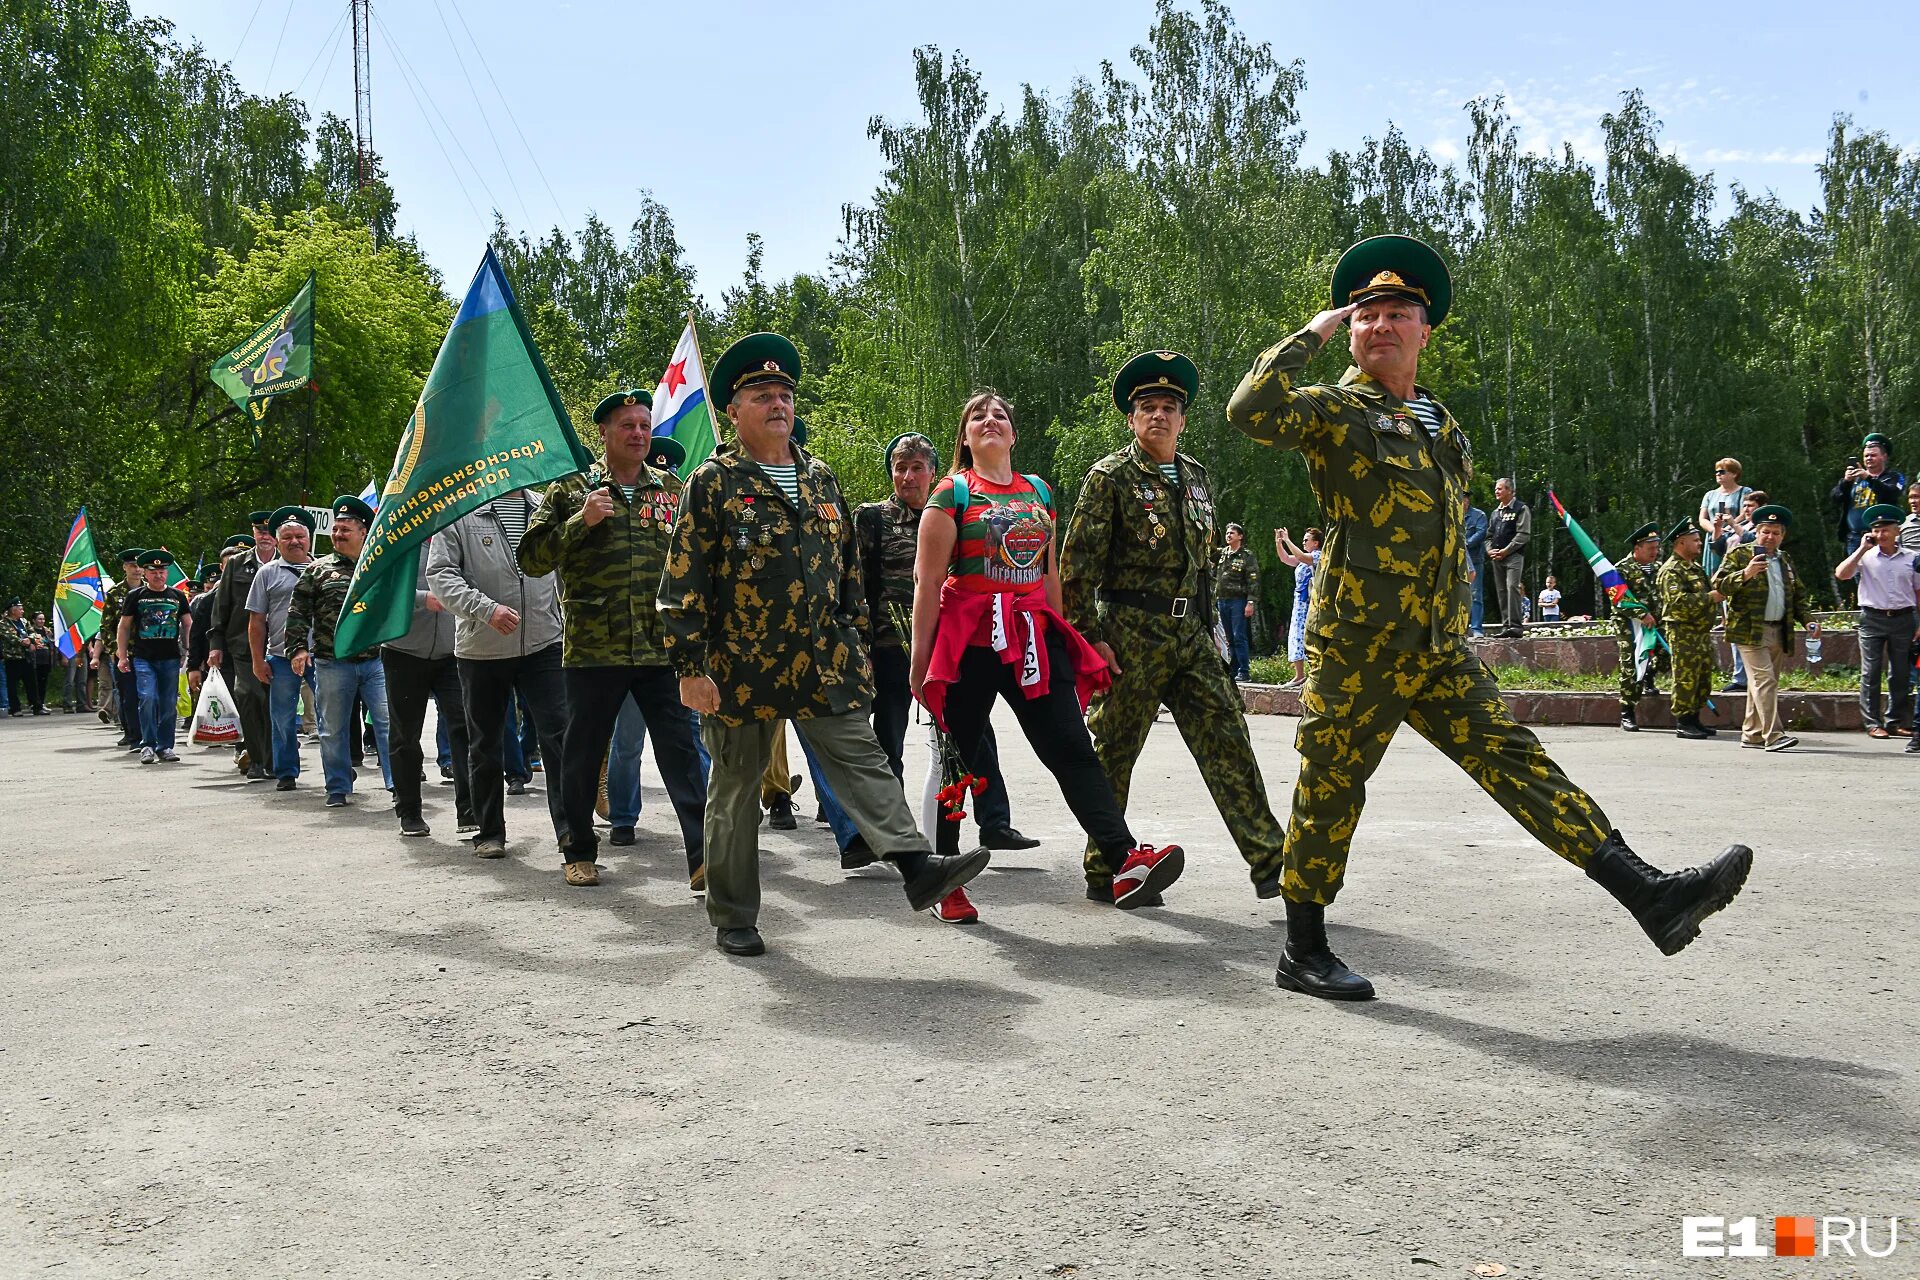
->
[190,667,242,745]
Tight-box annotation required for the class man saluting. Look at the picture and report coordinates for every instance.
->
[1226,234,1753,1001]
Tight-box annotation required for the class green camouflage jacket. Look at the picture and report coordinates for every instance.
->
[0,617,26,661]
[99,578,130,657]
[1655,556,1714,631]
[518,459,684,668]
[854,496,920,651]
[206,547,269,658]
[1061,440,1219,650]
[1712,543,1811,648]
[659,441,871,726]
[1212,545,1260,601]
[285,551,370,660]
[1225,327,1472,651]
[1614,558,1663,628]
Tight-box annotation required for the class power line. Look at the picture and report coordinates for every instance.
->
[370,8,503,216]
[312,10,351,105]
[289,2,351,101]
[368,15,483,222]
[261,0,295,94]
[428,0,532,229]
[444,0,569,229]
[228,0,268,65]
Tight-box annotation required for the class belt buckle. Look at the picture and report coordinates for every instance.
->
[1170,596,1188,618]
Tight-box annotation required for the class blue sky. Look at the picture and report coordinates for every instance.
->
[142,0,1916,298]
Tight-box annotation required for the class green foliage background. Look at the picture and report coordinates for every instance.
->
[5,0,1915,638]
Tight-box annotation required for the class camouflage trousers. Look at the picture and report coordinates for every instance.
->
[1667,624,1714,718]
[1616,622,1671,707]
[1283,629,1613,906]
[1085,615,1286,888]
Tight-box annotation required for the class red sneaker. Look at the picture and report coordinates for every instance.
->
[929,886,980,924]
[1112,844,1185,909]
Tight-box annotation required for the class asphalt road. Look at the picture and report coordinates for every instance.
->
[3,708,1914,1277]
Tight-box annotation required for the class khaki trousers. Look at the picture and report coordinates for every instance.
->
[1734,622,1790,745]
[703,712,929,929]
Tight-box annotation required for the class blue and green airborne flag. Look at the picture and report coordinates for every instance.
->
[210,272,315,425]
[333,248,594,657]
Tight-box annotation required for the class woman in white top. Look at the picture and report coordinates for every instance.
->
[1697,456,1752,578]
[1273,526,1321,686]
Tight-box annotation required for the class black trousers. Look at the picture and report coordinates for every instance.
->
[459,644,569,847]
[937,631,1133,859]
[560,664,706,869]
[227,655,272,770]
[25,661,51,709]
[873,642,1014,830]
[114,664,139,736]
[384,647,474,826]
[5,659,29,712]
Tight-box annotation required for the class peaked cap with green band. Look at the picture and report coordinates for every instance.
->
[1627,521,1660,545]
[248,509,273,528]
[791,416,809,447]
[332,494,376,526]
[1332,234,1452,326]
[224,534,252,550]
[119,547,144,563]
[1864,503,1903,528]
[1751,504,1792,528]
[711,332,800,413]
[592,388,653,423]
[1666,519,1698,545]
[137,549,177,570]
[1863,432,1893,453]
[648,435,686,472]
[269,504,315,534]
[1112,350,1199,413]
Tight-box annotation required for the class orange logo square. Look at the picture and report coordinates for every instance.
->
[1775,1216,1817,1257]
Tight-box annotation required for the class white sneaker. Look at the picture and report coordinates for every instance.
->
[138,747,156,764]
[158,749,180,762]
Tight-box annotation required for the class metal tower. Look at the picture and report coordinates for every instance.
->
[350,0,374,190]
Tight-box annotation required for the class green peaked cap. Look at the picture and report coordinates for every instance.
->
[1332,234,1452,326]
[1112,350,1199,413]
[593,388,653,423]
[710,333,800,415]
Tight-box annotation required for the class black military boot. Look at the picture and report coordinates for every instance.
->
[1273,900,1374,1000]
[1674,713,1711,740]
[1619,703,1639,731]
[1584,831,1752,956]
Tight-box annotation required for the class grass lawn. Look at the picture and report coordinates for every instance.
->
[1247,655,1863,693]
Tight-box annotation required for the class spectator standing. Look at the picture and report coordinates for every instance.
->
[1273,527,1320,685]
[1712,506,1812,752]
[1487,477,1531,637]
[1698,457,1751,579]
[1463,496,1489,637]
[1211,522,1259,683]
[3,600,36,714]
[25,609,56,713]
[1899,482,1920,554]
[1833,504,1920,739]
[1537,575,1562,622]
[1830,434,1907,605]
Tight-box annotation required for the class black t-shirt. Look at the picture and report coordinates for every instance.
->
[121,586,190,661]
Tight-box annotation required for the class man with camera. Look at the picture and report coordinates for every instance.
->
[1712,505,1812,751]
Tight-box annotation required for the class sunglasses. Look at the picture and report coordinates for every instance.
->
[1714,468,1734,474]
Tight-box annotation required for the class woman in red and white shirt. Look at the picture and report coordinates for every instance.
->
[910,391,1184,920]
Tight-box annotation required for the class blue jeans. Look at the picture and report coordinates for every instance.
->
[132,657,180,750]
[1469,557,1486,634]
[606,694,647,827]
[316,657,392,797]
[267,655,315,779]
[501,700,530,783]
[435,703,452,770]
[1217,600,1251,682]
[798,732,859,853]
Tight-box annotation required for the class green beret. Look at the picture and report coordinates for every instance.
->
[248,509,273,528]
[224,534,252,549]
[137,549,176,570]
[119,547,143,563]
[711,332,800,412]
[1865,503,1903,528]
[1666,519,1698,545]
[592,388,653,424]
[331,494,376,526]
[1863,432,1893,453]
[1227,522,1245,535]
[648,435,686,472]
[1332,234,1453,326]
[885,432,936,466]
[1112,350,1199,414]
[269,504,315,534]
[791,416,809,448]
[1751,504,1792,529]
[1627,522,1660,546]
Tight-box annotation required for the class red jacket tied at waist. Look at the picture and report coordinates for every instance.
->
[920,581,1110,730]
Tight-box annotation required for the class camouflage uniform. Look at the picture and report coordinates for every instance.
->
[1212,545,1260,601]
[207,545,273,769]
[1060,439,1287,892]
[660,440,932,929]
[1614,558,1669,708]
[1225,326,1613,905]
[286,547,393,797]
[99,575,134,731]
[1656,554,1715,719]
[284,551,368,660]
[518,458,706,870]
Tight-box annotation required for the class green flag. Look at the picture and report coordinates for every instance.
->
[210,271,315,425]
[333,248,594,658]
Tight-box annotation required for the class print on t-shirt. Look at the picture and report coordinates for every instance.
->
[933,472,1055,593]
